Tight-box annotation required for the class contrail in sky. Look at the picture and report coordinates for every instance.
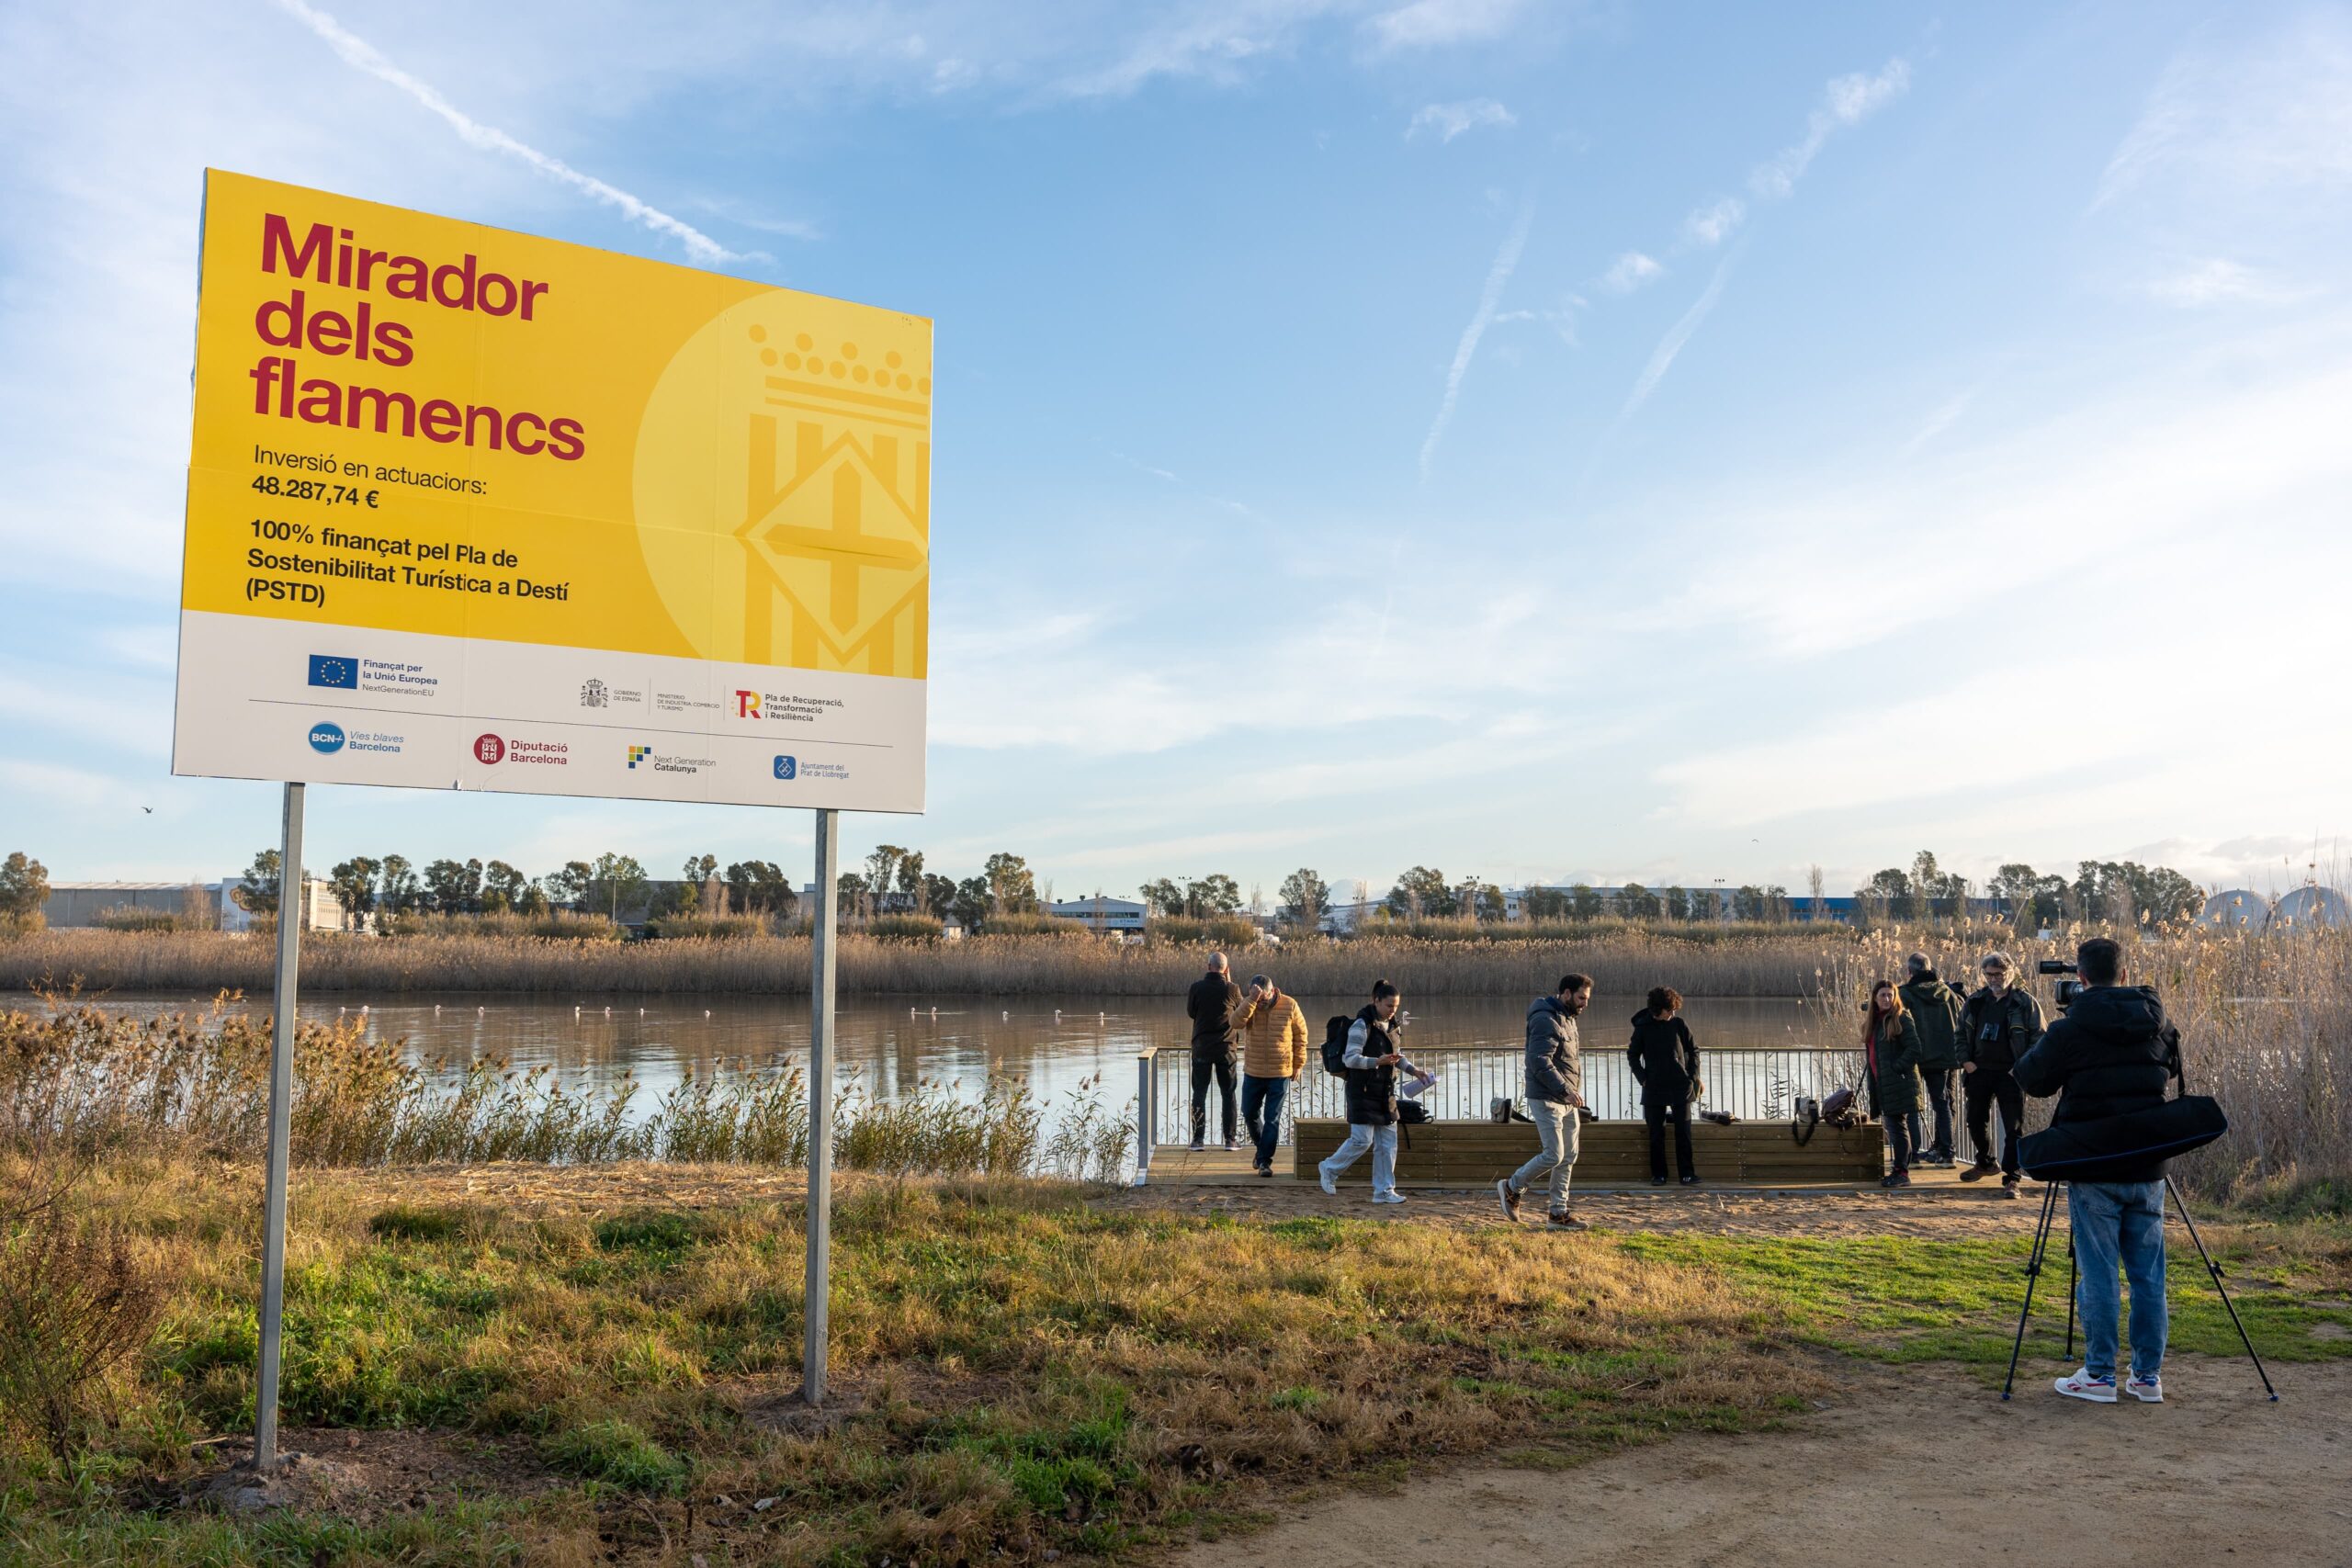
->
[1419,195,1536,482]
[271,0,749,266]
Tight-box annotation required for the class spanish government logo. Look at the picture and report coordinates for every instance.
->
[632,299,931,680]
[580,679,608,708]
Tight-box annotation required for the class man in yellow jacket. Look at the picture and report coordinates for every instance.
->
[1235,974,1311,1176]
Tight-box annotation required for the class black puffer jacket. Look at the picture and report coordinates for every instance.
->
[1627,1012,1700,1106]
[2014,986,2178,1132]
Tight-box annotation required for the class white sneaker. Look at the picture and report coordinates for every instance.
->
[2053,1368,2118,1404]
[2126,1372,2164,1404]
[1371,1191,1408,1204]
[1318,1168,1338,1195]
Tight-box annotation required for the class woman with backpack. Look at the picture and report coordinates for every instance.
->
[1862,978,1926,1189]
[1317,979,1410,1204]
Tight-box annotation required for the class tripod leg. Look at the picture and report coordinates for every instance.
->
[2165,1176,2279,1401]
[2065,1233,2077,1362]
[2002,1179,2063,1401]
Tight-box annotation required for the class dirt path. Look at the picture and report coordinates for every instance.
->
[1180,1357,2349,1568]
[1099,1179,2052,1239]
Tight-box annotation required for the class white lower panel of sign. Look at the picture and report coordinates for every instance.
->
[170,610,925,813]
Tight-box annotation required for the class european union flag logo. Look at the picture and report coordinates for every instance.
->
[308,655,357,689]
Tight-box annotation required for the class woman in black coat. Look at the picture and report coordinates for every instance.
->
[1629,986,1703,1185]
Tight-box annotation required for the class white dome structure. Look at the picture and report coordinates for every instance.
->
[2273,886,2351,929]
[2196,889,2271,930]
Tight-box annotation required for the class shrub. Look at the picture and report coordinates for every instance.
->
[1148,915,1261,949]
[0,1162,165,1454]
[542,1418,687,1493]
[866,913,944,942]
[366,1204,467,1243]
[977,911,1086,937]
[645,913,769,941]
[93,906,184,934]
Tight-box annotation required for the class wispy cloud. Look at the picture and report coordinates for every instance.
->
[1408,97,1515,141]
[2097,19,2352,208]
[2140,257,2312,308]
[1677,58,1908,251]
[1599,250,1662,292]
[1748,58,1910,198]
[1366,0,1528,51]
[1680,196,1746,248]
[1623,246,1739,416]
[1419,195,1536,480]
[269,0,752,265]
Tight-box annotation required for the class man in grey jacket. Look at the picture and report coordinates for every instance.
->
[1497,974,1593,1229]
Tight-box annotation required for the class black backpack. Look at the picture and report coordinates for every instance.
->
[1319,1014,1353,1077]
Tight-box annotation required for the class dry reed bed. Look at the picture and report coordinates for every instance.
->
[0,1004,1134,1182]
[1809,922,2352,1198]
[0,926,1871,997]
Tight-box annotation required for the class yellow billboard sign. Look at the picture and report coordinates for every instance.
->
[174,170,931,810]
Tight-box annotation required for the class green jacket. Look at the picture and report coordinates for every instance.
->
[1865,1013,1925,1117]
[1898,973,1966,1070]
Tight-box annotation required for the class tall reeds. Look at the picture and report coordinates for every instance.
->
[1808,920,2352,1201]
[0,1001,1133,1181]
[0,925,1872,997]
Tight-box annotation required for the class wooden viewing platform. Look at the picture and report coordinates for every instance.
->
[1143,1117,2021,1195]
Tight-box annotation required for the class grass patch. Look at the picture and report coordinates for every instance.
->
[543,1418,688,1493]
[7,1156,2349,1564]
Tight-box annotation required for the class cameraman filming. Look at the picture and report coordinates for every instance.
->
[2013,937,2181,1404]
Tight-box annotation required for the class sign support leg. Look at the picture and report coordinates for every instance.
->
[254,781,304,1470]
[801,807,840,1405]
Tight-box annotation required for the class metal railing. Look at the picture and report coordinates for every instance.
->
[1138,1043,2022,1176]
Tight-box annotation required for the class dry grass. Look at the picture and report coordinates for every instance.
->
[0,1155,1822,1564]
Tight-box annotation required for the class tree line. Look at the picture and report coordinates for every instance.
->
[226,844,1050,931]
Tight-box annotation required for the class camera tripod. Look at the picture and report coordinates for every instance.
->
[2000,1176,2278,1401]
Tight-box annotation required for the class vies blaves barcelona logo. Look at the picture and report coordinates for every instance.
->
[631,304,931,679]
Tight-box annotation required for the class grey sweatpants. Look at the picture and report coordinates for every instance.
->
[1509,1100,1579,1212]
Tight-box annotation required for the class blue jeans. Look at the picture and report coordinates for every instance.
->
[1240,1075,1289,1170]
[2069,1180,2168,1381]
[1319,1122,1397,1198]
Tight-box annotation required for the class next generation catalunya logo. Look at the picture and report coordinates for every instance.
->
[628,742,714,776]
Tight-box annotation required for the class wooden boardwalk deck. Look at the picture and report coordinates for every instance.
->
[1146,1118,2025,1197]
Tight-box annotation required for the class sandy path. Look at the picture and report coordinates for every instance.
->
[1097,1179,2051,1239]
[1182,1357,2348,1568]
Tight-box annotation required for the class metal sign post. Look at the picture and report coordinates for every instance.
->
[254,781,305,1470]
[801,808,840,1404]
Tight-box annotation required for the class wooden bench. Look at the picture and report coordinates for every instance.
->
[1291,1117,1885,1187]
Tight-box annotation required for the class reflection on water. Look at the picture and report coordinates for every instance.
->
[13,991,1834,1120]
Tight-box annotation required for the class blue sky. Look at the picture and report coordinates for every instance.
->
[4,0,2348,906]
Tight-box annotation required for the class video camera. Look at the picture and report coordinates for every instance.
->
[2036,958,2083,1013]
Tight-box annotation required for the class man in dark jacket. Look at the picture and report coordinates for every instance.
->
[1496,974,1592,1229]
[1898,953,1965,1167]
[1958,951,2043,1191]
[1317,980,1408,1203]
[2014,937,2178,1404]
[1184,953,1244,1152]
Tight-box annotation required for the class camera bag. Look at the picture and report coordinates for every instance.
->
[2016,1095,2227,1183]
